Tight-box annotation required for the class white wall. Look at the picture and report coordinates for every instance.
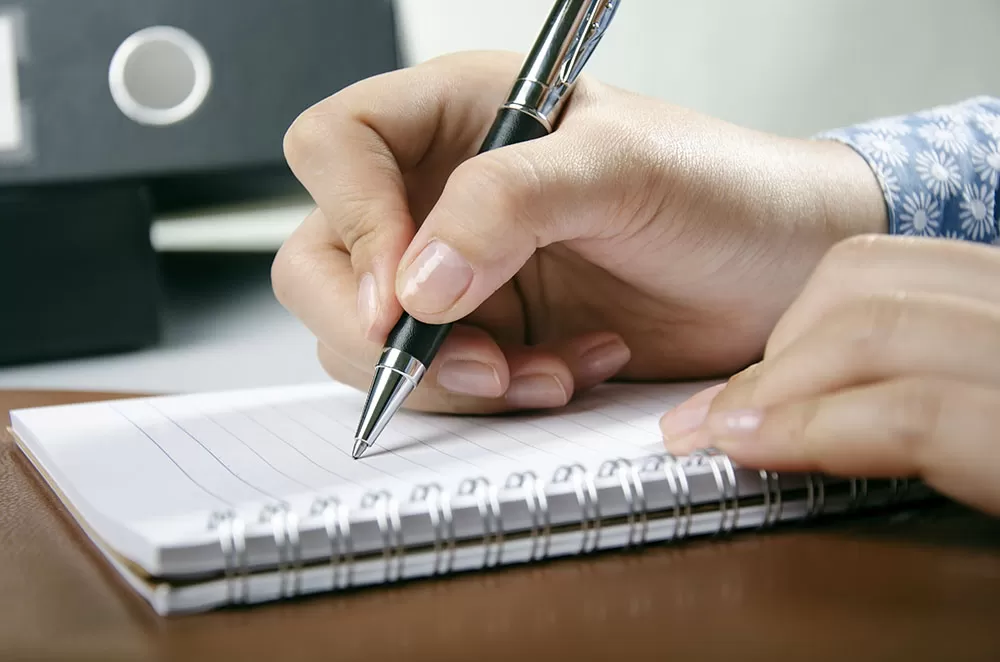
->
[394,0,1000,138]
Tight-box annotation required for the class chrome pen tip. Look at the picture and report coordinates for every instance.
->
[351,438,370,460]
[351,355,422,461]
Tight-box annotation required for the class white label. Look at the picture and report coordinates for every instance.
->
[0,12,23,154]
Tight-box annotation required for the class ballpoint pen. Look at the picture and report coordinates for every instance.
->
[352,0,620,459]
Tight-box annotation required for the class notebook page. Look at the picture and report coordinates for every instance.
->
[11,379,713,561]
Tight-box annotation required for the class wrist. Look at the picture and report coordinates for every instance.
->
[798,138,890,239]
[717,132,891,324]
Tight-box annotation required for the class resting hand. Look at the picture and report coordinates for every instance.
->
[661,235,1000,516]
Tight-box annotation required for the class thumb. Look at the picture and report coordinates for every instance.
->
[394,133,591,324]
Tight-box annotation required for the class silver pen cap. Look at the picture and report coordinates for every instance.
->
[502,0,620,130]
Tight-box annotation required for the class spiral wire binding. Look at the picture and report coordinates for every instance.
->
[208,509,249,604]
[504,471,550,561]
[690,448,739,535]
[641,453,693,541]
[598,459,647,548]
[458,477,505,568]
[259,503,302,598]
[848,478,869,512]
[804,473,827,519]
[553,463,602,553]
[759,470,782,528]
[888,477,911,504]
[361,490,404,582]
[311,496,353,589]
[410,483,455,575]
[204,448,914,605]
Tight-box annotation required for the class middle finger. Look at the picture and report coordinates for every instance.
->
[718,292,1000,413]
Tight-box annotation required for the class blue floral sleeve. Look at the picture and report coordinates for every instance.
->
[814,96,1000,243]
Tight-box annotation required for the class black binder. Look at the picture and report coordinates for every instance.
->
[0,0,400,366]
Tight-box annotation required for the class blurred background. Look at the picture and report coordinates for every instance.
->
[1,0,998,394]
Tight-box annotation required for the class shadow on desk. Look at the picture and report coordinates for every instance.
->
[2,389,998,662]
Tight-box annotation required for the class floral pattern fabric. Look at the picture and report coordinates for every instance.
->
[816,96,1000,243]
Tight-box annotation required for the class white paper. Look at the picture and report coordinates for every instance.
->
[10,380,708,537]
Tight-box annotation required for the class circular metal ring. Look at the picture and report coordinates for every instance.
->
[362,490,404,582]
[804,473,815,518]
[888,477,908,504]
[849,477,869,511]
[691,450,725,535]
[458,477,503,568]
[640,454,665,474]
[505,471,549,561]
[259,503,302,598]
[804,473,826,519]
[758,470,782,528]
[208,509,248,604]
[599,459,645,547]
[691,448,739,535]
[410,483,455,575]
[717,451,739,533]
[107,25,212,126]
[311,496,353,589]
[758,470,772,528]
[815,474,826,517]
[630,461,649,545]
[553,463,601,553]
[658,453,692,541]
[701,449,740,534]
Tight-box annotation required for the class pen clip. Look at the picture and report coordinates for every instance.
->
[558,0,619,87]
[503,0,621,129]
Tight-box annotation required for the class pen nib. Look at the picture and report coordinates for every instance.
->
[352,363,418,460]
[351,438,370,460]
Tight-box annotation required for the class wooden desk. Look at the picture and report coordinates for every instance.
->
[2,390,999,661]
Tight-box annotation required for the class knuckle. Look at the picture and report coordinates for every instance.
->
[797,398,826,451]
[283,111,320,171]
[347,227,380,269]
[452,152,543,222]
[270,242,301,309]
[337,203,378,254]
[270,239,319,311]
[282,102,337,171]
[887,378,944,455]
[816,234,883,279]
[329,179,399,255]
[836,295,908,363]
[713,364,760,408]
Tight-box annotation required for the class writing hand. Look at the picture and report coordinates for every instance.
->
[273,51,886,414]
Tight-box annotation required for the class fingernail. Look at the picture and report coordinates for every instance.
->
[437,360,503,398]
[705,409,763,438]
[506,374,569,409]
[399,240,473,315]
[576,338,631,381]
[357,272,379,337]
[659,403,712,439]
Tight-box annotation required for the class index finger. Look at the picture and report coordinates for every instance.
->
[281,52,523,340]
[705,377,1000,517]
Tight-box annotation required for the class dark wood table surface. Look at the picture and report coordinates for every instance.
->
[2,389,999,662]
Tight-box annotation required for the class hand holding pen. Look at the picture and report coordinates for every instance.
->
[351,0,621,457]
[275,1,889,456]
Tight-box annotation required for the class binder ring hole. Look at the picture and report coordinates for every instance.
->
[108,26,211,126]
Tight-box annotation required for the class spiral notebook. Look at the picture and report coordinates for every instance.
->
[9,380,931,615]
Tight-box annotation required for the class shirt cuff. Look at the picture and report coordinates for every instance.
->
[814,96,1000,243]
